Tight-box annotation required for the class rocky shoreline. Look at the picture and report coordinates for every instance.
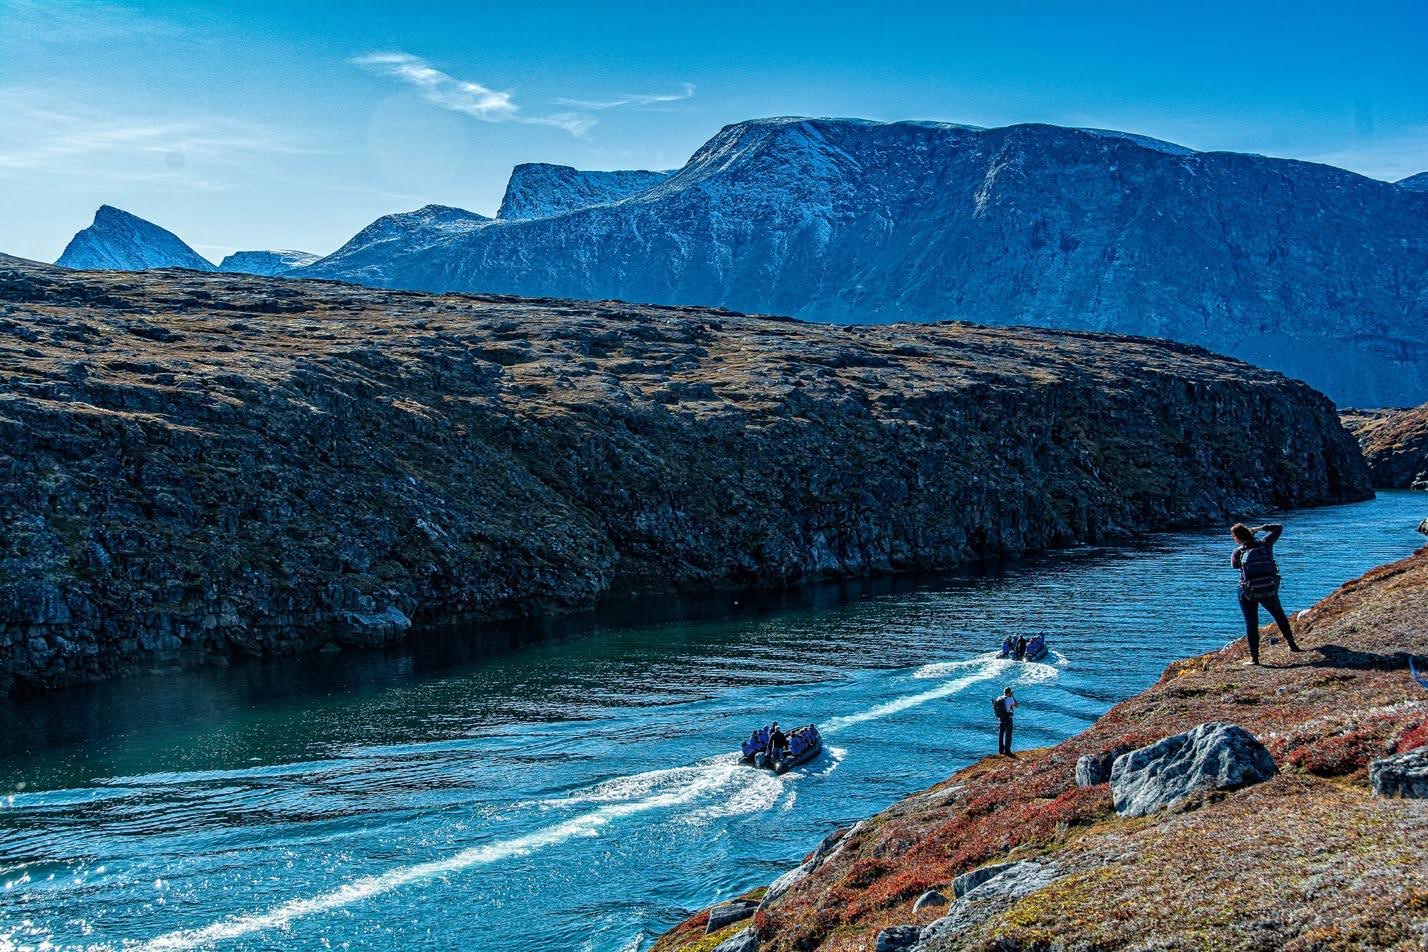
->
[1342,404,1428,489]
[0,256,1369,692]
[656,547,1428,952]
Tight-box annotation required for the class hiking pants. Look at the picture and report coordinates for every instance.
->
[997,715,1013,755]
[1239,591,1295,662]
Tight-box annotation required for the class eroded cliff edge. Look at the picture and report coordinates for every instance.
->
[657,549,1428,952]
[1342,404,1428,489]
[0,256,1369,691]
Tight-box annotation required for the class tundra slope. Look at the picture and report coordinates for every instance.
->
[307,117,1428,407]
[0,256,1368,692]
[658,549,1428,952]
[1341,403,1428,489]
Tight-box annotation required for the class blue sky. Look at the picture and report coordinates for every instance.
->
[2,0,1426,263]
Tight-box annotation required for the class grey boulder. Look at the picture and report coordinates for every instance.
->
[1075,744,1133,787]
[913,889,949,913]
[951,862,1019,899]
[876,925,922,951]
[707,900,758,934]
[1370,747,1428,798]
[1110,722,1277,817]
[711,927,758,952]
[918,862,1062,949]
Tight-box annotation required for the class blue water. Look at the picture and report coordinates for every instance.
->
[0,492,1422,951]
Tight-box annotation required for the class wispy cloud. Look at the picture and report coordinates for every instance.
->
[554,83,696,111]
[352,51,692,138]
[0,88,315,179]
[352,51,596,137]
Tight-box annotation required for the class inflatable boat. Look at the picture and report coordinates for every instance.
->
[998,634,1048,662]
[739,724,823,774]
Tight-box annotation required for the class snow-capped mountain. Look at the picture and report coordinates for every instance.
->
[56,205,216,272]
[218,250,320,276]
[296,205,490,284]
[1397,172,1428,192]
[306,117,1428,406]
[496,164,672,220]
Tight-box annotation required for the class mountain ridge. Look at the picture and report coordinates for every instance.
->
[496,163,673,220]
[315,116,1428,406]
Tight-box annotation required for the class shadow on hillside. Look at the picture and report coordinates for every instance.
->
[1308,644,1420,672]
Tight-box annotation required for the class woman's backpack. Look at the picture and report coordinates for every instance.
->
[1239,543,1280,597]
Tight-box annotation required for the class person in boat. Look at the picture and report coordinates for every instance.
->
[1230,523,1302,665]
[993,687,1017,755]
[1015,636,1029,661]
[1001,635,1016,658]
[768,722,788,761]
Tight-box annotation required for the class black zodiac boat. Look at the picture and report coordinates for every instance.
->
[998,634,1048,662]
[739,724,822,774]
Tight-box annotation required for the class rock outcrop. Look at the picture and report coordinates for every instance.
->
[1370,747,1428,798]
[1341,404,1428,489]
[0,256,1369,692]
[301,117,1428,406]
[1108,722,1278,817]
[657,549,1428,951]
[55,205,216,272]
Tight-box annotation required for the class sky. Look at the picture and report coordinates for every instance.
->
[2,0,1426,264]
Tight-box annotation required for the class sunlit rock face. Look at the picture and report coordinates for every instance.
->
[0,255,1368,691]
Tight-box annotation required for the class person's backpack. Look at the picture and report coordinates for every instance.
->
[992,696,1005,717]
[1239,543,1280,596]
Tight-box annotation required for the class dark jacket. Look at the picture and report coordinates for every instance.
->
[1231,524,1282,570]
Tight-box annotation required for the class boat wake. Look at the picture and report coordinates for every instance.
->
[118,652,1059,949]
[127,758,764,951]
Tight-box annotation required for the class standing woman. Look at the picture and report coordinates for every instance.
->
[1230,523,1303,665]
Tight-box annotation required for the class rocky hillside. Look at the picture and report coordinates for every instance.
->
[496,163,672,220]
[0,256,1368,693]
[660,548,1428,952]
[1342,405,1428,489]
[55,205,215,272]
[301,117,1428,407]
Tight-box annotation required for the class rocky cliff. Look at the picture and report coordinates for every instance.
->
[0,256,1368,692]
[300,117,1428,407]
[659,548,1428,952]
[1342,405,1428,489]
[496,163,672,220]
[55,205,216,272]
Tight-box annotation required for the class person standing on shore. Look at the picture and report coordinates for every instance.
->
[1230,522,1303,665]
[993,687,1017,755]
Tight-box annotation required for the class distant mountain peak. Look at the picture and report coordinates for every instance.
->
[56,206,215,272]
[218,249,320,277]
[296,204,492,285]
[1396,171,1428,192]
[497,164,673,220]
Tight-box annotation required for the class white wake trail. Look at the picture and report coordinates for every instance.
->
[126,763,735,952]
[821,667,1002,734]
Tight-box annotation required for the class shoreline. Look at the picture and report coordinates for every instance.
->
[655,542,1428,952]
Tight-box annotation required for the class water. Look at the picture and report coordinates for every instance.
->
[1,492,1422,951]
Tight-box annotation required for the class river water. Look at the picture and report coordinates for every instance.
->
[1,491,1422,952]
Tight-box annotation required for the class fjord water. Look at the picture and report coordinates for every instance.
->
[1,493,1422,952]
